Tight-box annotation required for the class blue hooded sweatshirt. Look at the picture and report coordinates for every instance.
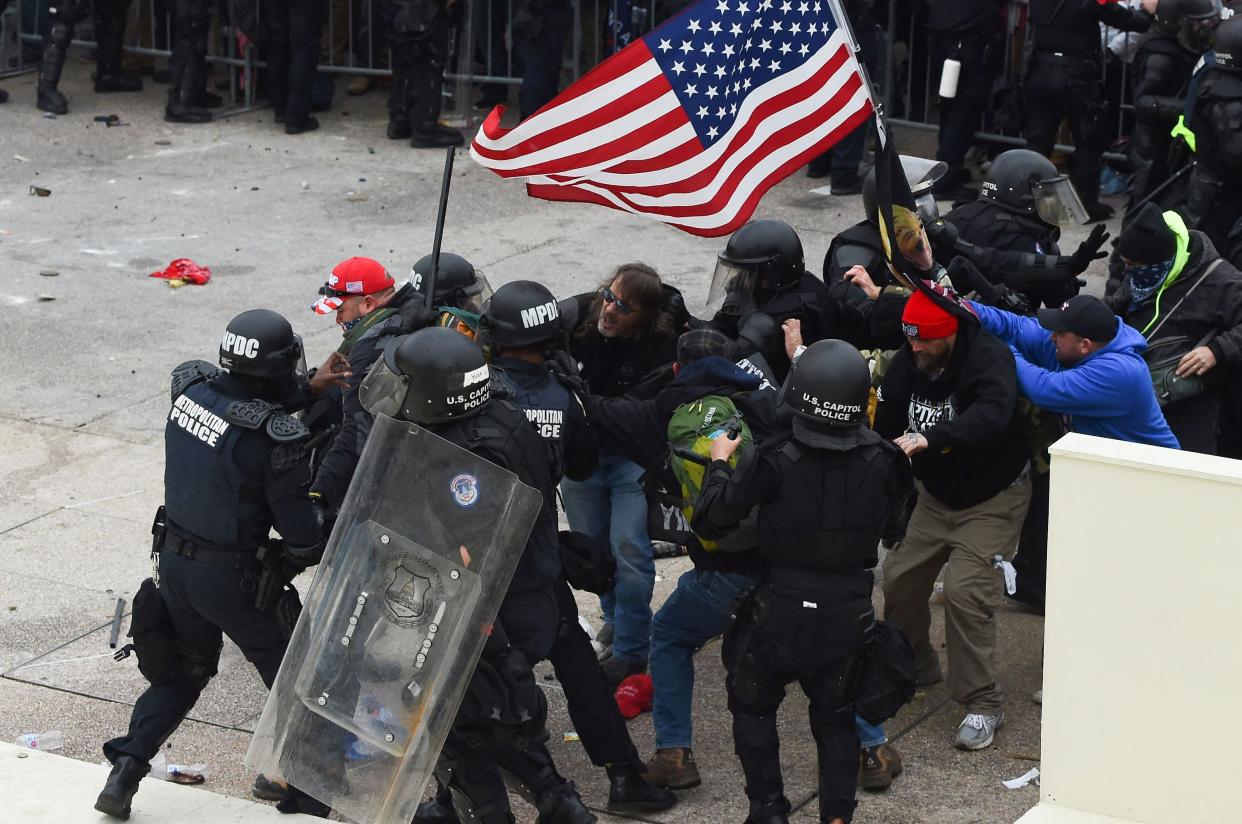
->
[968,302,1180,449]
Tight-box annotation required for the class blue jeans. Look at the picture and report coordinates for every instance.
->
[561,451,654,664]
[856,715,886,749]
[650,568,758,750]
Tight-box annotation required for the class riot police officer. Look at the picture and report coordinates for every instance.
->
[710,218,828,382]
[1023,0,1152,222]
[693,340,914,824]
[473,280,675,814]
[35,0,142,115]
[1186,15,1242,267]
[96,309,328,819]
[164,0,215,123]
[382,0,464,147]
[936,149,1107,308]
[386,327,596,824]
[1127,0,1217,205]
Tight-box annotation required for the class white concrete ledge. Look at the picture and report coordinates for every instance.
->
[0,742,321,823]
[1015,806,1142,824]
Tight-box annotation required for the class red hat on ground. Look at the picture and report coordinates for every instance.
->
[901,290,959,340]
[615,673,654,719]
[312,257,395,314]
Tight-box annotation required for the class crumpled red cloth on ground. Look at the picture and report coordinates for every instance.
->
[615,673,654,719]
[149,258,211,285]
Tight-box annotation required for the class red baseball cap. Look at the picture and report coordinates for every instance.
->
[312,257,395,314]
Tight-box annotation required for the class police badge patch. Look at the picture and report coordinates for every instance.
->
[450,473,480,508]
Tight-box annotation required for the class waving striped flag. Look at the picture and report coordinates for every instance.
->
[469,0,873,237]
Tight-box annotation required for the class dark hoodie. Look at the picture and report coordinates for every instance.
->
[583,356,780,575]
[874,323,1029,509]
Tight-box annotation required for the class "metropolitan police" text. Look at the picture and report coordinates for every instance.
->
[170,394,230,448]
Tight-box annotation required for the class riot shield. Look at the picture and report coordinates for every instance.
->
[246,413,543,824]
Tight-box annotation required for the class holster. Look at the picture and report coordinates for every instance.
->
[114,577,182,685]
[151,505,168,559]
[854,620,916,725]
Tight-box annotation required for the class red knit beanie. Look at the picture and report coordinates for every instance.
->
[901,290,959,340]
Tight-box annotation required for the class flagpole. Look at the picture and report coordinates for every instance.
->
[424,147,456,310]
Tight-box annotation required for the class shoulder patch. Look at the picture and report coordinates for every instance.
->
[170,360,221,400]
[266,412,311,442]
[224,399,276,429]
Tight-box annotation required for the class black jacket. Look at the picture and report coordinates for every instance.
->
[1108,232,1242,368]
[1029,0,1149,57]
[585,356,781,575]
[874,322,1028,508]
[311,283,422,509]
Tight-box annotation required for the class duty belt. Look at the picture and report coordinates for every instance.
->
[163,531,257,568]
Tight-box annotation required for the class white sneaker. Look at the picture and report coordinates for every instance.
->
[955,712,1003,751]
[1032,689,1043,705]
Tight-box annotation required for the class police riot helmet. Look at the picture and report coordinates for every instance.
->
[1214,15,1242,71]
[862,156,948,225]
[383,327,490,424]
[719,219,805,290]
[481,280,563,349]
[1157,0,1222,53]
[782,339,870,427]
[979,149,1089,226]
[409,253,494,314]
[218,309,303,379]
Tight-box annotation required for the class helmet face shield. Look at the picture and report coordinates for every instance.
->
[359,354,408,418]
[913,189,940,224]
[1179,13,1221,54]
[1033,175,1089,226]
[456,271,493,315]
[707,258,761,315]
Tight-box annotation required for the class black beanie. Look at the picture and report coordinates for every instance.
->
[1118,204,1177,264]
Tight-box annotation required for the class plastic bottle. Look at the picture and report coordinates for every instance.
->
[14,731,64,751]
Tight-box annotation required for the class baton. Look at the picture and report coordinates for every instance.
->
[424,148,456,309]
[108,597,126,649]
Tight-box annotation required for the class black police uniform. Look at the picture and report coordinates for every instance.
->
[712,272,829,383]
[941,199,1068,305]
[35,0,139,114]
[1024,0,1150,217]
[821,221,912,351]
[263,0,326,131]
[381,0,463,145]
[923,0,1006,193]
[693,425,912,823]
[1129,28,1199,204]
[427,398,590,822]
[103,365,322,767]
[1186,59,1242,267]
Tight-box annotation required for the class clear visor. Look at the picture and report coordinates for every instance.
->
[292,334,307,378]
[1033,176,1089,226]
[358,357,409,419]
[706,259,760,315]
[913,189,940,224]
[1180,15,1221,54]
[460,272,494,315]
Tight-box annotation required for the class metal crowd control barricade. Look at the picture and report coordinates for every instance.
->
[0,0,39,78]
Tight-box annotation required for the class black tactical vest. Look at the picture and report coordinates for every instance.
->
[946,200,1060,256]
[755,434,899,574]
[491,360,576,484]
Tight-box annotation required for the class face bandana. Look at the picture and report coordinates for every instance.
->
[1125,257,1175,306]
[339,316,364,334]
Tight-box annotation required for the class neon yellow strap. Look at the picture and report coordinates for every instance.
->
[1170,116,1197,154]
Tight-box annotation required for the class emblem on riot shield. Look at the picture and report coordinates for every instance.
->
[450,473,480,508]
[382,553,445,628]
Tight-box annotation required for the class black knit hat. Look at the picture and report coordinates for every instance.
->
[1118,204,1177,264]
[676,328,733,366]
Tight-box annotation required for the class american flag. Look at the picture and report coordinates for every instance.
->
[469,0,873,237]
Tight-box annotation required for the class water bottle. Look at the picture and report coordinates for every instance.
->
[14,731,64,751]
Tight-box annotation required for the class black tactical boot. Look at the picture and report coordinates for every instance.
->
[94,10,143,93]
[744,793,792,824]
[275,784,331,817]
[410,122,464,148]
[36,21,71,114]
[94,756,150,820]
[605,760,676,813]
[0,87,9,103]
[413,781,460,823]
[536,782,597,824]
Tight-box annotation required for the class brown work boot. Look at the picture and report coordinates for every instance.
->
[860,744,903,791]
[644,747,701,790]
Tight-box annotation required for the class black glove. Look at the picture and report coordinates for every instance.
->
[546,349,588,395]
[1069,223,1110,276]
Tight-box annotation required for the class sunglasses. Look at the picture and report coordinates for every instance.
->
[602,286,634,316]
